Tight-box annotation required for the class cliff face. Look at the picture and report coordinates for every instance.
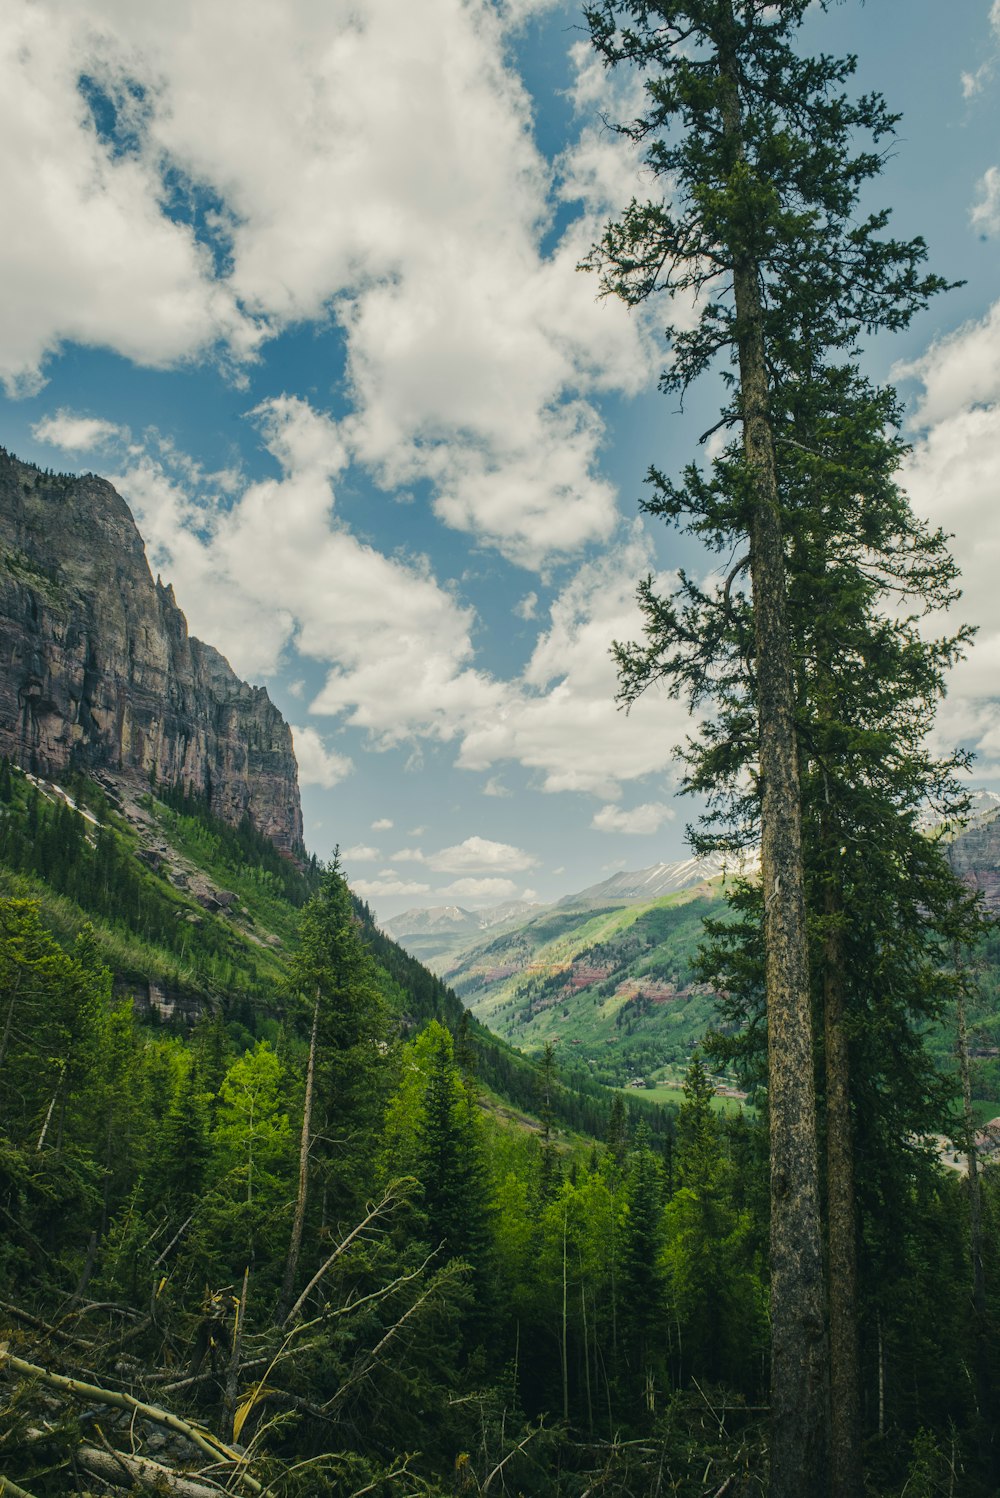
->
[0,448,303,852]
[946,811,1000,912]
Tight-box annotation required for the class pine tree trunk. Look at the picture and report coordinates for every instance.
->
[955,970,994,1475]
[717,14,829,1488]
[561,1205,569,1424]
[277,989,320,1322]
[824,884,863,1498]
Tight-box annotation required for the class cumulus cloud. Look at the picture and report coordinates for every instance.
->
[43,398,692,804]
[352,876,431,900]
[592,801,675,834]
[340,844,380,861]
[896,300,1000,769]
[972,167,1000,236]
[457,527,694,795]
[32,410,126,451]
[290,725,353,788]
[3,0,655,566]
[427,836,538,873]
[438,876,519,902]
[372,818,394,831]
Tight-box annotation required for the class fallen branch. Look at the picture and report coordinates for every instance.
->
[283,1179,414,1327]
[482,1422,544,1494]
[323,1259,463,1412]
[0,1475,41,1498]
[0,1299,90,1349]
[0,1346,261,1494]
[76,1444,224,1497]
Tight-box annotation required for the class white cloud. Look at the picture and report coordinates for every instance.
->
[962,3,1000,96]
[971,166,1000,236]
[896,303,1000,427]
[388,847,426,863]
[592,801,675,834]
[352,876,431,900]
[2,0,656,566]
[438,876,519,902]
[457,527,694,795]
[32,410,125,451]
[897,300,1000,775]
[483,776,512,797]
[340,844,380,861]
[514,592,538,621]
[0,4,262,393]
[36,397,694,804]
[428,835,538,873]
[290,725,353,788]
[372,818,394,831]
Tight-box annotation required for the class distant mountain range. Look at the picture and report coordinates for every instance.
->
[556,851,751,908]
[383,804,1000,1096]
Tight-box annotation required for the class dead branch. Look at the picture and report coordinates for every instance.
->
[482,1422,543,1494]
[323,1259,463,1412]
[0,1300,91,1349]
[76,1444,224,1497]
[0,1346,261,1494]
[283,1179,414,1327]
[0,1475,41,1498]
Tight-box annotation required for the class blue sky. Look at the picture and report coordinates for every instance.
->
[3,0,1000,918]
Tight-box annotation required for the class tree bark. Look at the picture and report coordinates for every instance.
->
[717,13,829,1491]
[955,966,994,1476]
[823,884,863,1498]
[75,1446,223,1497]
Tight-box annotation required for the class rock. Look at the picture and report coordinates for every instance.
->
[946,811,1000,913]
[0,448,303,853]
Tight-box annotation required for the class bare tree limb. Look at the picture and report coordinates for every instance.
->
[0,1346,261,1494]
[283,1179,413,1327]
[0,1475,41,1498]
[76,1445,225,1497]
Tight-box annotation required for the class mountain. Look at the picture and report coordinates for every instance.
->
[382,897,545,967]
[442,884,724,1089]
[431,812,1000,1097]
[942,795,1000,911]
[557,851,744,907]
[0,448,302,851]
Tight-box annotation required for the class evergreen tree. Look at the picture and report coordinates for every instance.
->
[279,864,390,1316]
[663,1059,766,1388]
[417,1022,492,1287]
[617,1122,665,1399]
[586,4,955,1484]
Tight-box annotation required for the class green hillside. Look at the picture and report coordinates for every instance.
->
[450,885,732,1087]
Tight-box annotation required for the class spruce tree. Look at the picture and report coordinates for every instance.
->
[279,864,389,1317]
[584,4,951,1486]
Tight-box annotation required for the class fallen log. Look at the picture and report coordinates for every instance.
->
[77,1445,223,1497]
[0,1344,261,1494]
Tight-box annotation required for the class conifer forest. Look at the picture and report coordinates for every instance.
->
[2,4,1000,1498]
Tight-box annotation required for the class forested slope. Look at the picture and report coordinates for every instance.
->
[1,757,997,1495]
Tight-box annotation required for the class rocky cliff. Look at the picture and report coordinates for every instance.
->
[0,448,303,852]
[946,808,1000,913]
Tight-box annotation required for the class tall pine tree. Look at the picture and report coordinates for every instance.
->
[585,4,952,1486]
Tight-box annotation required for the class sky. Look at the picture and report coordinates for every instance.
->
[3,0,1000,920]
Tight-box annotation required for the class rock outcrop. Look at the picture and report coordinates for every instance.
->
[945,809,1000,913]
[0,448,303,852]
